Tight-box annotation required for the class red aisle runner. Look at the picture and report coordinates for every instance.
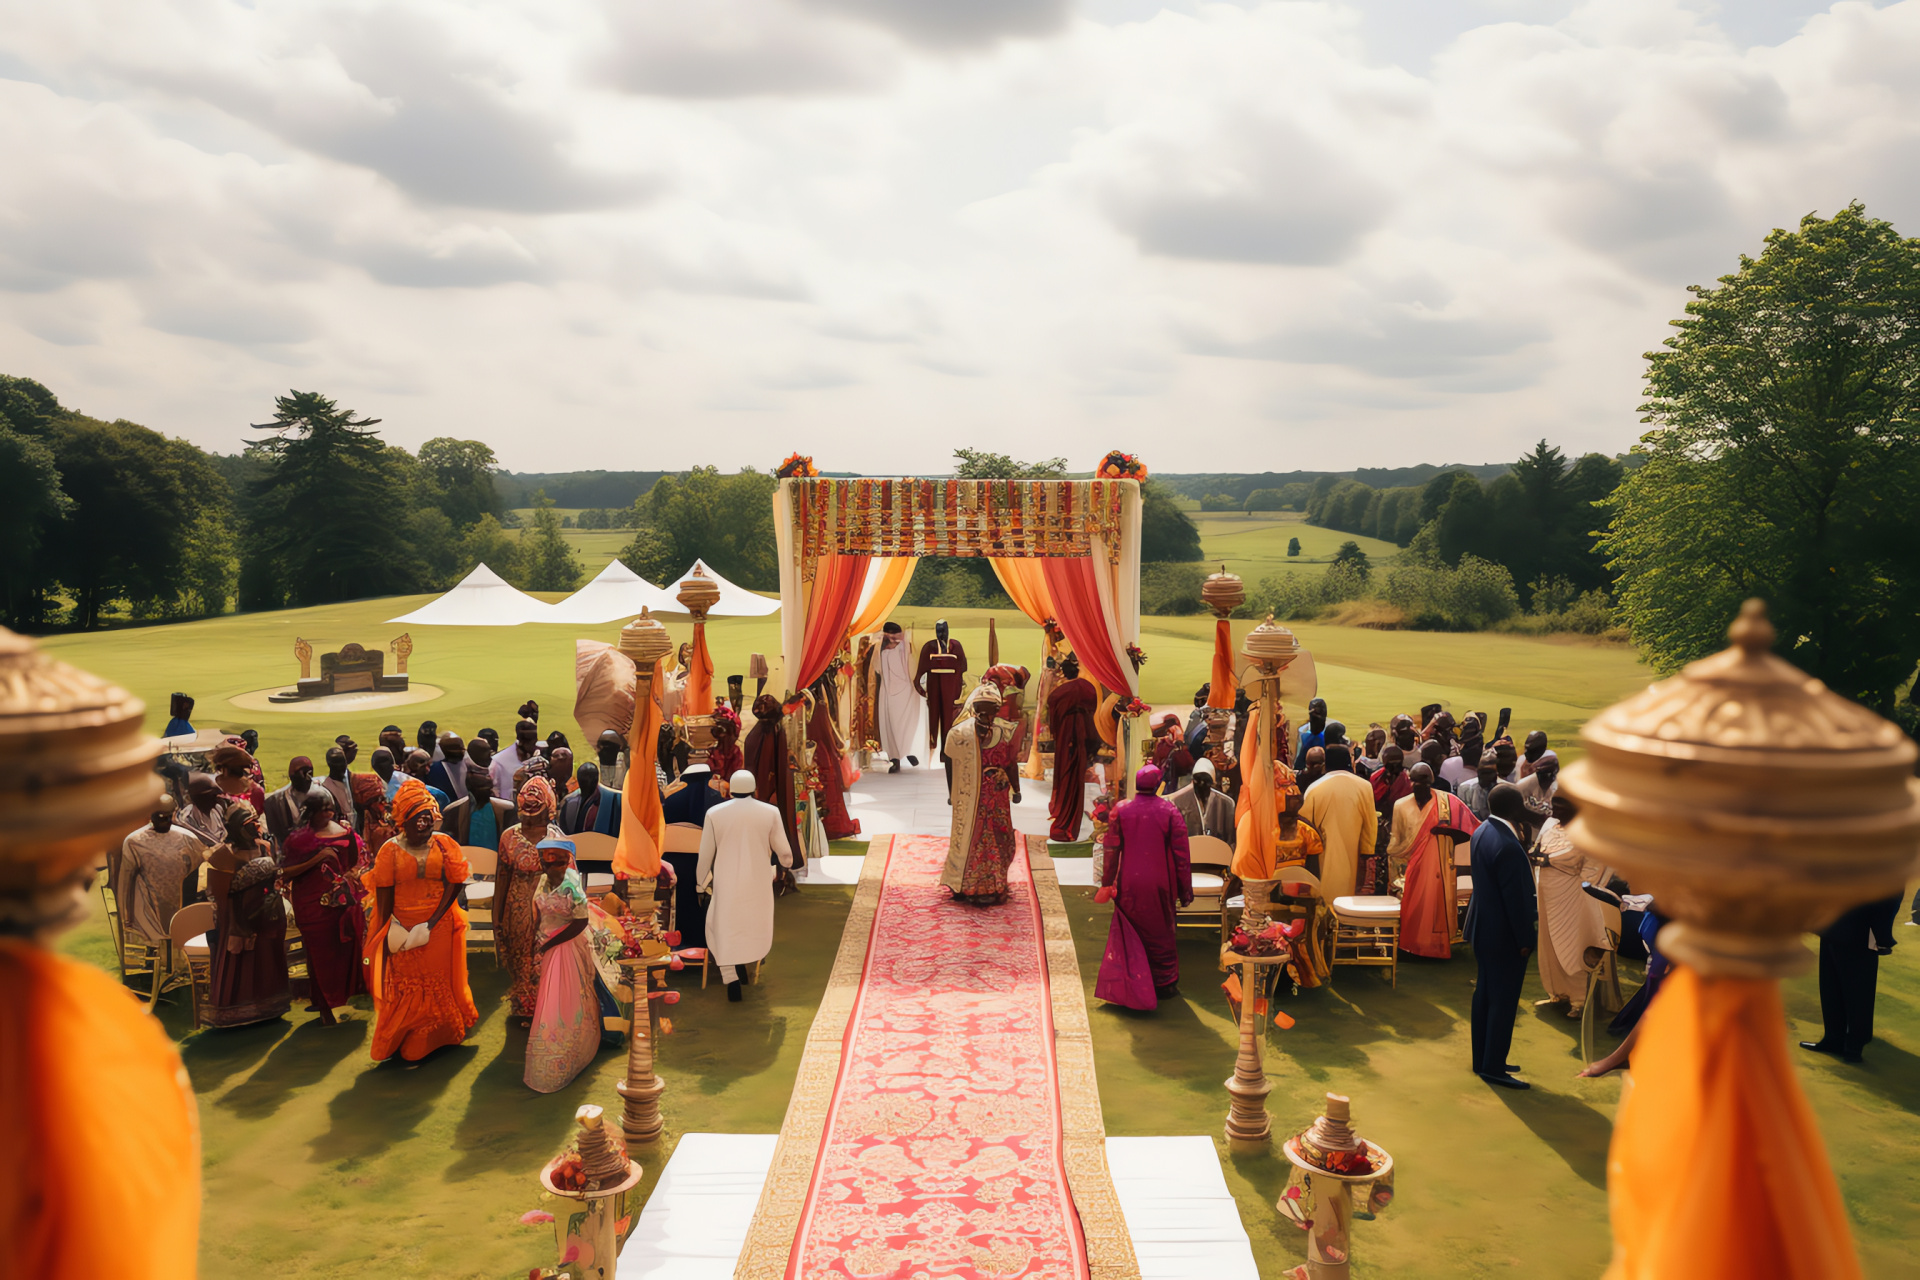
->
[786,834,1089,1280]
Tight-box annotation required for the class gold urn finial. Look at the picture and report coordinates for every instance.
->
[618,607,675,669]
[1239,613,1300,674]
[0,627,162,889]
[1202,564,1245,620]
[676,566,722,621]
[1559,598,1920,977]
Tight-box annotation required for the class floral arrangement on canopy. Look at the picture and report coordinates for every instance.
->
[1117,695,1151,718]
[1096,450,1148,482]
[775,453,819,478]
[1041,616,1066,646]
[1126,642,1148,671]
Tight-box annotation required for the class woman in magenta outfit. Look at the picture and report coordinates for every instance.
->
[280,789,368,1024]
[1095,765,1193,1010]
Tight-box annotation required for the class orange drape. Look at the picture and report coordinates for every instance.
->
[795,553,872,692]
[1604,966,1861,1279]
[684,621,716,717]
[1208,619,1236,709]
[1233,699,1278,879]
[990,558,1052,628]
[847,557,916,639]
[1,940,200,1280]
[615,657,666,879]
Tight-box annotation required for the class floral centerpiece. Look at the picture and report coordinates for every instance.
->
[1117,695,1150,718]
[775,453,818,478]
[1096,450,1149,482]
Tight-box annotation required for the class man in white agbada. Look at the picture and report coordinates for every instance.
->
[697,768,796,1002]
[1534,793,1613,1016]
[875,621,922,773]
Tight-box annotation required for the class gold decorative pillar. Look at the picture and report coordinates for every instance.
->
[612,609,674,1146]
[614,953,672,1147]
[1202,567,1244,752]
[389,632,412,676]
[1559,601,1919,1277]
[677,569,722,764]
[539,1105,643,1280]
[1225,950,1286,1152]
[295,636,313,680]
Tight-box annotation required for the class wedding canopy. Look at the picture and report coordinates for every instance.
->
[668,559,781,617]
[386,563,556,626]
[542,560,680,624]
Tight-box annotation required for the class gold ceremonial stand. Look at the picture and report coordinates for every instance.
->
[537,1106,644,1280]
[1278,1094,1395,1280]
[677,570,721,764]
[1224,950,1288,1152]
[614,932,674,1148]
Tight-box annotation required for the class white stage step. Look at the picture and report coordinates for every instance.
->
[616,1133,1257,1280]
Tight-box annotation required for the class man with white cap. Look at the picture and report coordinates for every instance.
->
[697,769,796,1002]
[1164,757,1235,849]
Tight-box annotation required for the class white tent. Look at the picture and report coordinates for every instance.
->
[667,559,780,617]
[542,559,680,624]
[387,563,557,626]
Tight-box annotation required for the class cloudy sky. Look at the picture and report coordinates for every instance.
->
[1,0,1914,473]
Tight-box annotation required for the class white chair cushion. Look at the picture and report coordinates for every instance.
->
[1332,895,1402,920]
[585,873,616,892]
[1190,872,1225,893]
[1456,875,1473,898]
[183,934,210,956]
[464,882,496,904]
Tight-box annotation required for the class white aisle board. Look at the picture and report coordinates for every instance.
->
[617,1133,1258,1280]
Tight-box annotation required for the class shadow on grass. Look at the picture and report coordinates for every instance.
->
[1802,1037,1920,1113]
[444,1023,620,1182]
[1487,1084,1611,1189]
[308,1042,476,1164]
[180,1017,291,1094]
[218,1018,368,1121]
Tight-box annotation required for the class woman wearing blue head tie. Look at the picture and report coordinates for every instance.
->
[524,837,621,1092]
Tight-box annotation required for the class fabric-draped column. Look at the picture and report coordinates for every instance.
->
[684,626,716,716]
[614,657,666,880]
[1209,620,1236,709]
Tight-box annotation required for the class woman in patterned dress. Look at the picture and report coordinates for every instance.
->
[494,777,563,1021]
[938,683,1021,906]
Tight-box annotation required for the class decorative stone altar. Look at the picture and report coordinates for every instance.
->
[269,636,412,702]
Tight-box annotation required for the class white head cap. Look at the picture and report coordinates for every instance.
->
[730,769,756,795]
[1192,758,1216,779]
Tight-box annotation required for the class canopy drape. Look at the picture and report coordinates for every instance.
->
[1042,546,1136,699]
[848,557,916,639]
[795,553,872,692]
[990,558,1053,628]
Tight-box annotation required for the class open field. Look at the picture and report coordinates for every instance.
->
[41,602,1647,768]
[1189,510,1403,585]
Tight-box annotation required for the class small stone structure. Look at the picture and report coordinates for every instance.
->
[269,638,411,702]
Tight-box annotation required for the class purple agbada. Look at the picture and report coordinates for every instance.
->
[1096,765,1194,1010]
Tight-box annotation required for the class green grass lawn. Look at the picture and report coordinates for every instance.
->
[39,603,1644,769]
[1065,887,1920,1277]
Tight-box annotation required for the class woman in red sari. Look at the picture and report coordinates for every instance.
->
[807,675,861,839]
[280,790,368,1025]
[495,776,564,1021]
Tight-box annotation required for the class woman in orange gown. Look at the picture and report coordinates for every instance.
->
[363,779,478,1062]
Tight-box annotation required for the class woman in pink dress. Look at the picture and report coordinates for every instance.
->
[524,838,613,1093]
[280,790,367,1024]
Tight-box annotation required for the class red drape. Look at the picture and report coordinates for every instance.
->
[795,553,872,692]
[1041,555,1132,698]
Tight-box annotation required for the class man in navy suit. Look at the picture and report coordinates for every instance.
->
[661,764,727,950]
[558,762,622,839]
[1465,783,1538,1089]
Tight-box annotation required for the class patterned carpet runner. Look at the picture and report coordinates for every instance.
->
[785,834,1089,1280]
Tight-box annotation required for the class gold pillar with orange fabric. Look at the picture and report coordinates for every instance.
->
[1559,602,1920,1280]
[1202,567,1244,711]
[0,627,198,1280]
[614,613,675,882]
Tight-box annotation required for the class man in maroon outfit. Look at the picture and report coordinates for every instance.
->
[916,619,968,799]
[1045,655,1100,843]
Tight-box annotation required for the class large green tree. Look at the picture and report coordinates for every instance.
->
[622,467,778,590]
[1603,203,1920,710]
[48,415,235,628]
[521,492,583,592]
[241,392,427,609]
[418,437,501,528]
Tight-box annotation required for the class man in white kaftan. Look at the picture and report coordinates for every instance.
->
[117,796,207,949]
[697,769,796,1000]
[875,622,922,771]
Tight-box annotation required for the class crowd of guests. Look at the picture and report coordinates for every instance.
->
[121,699,802,1089]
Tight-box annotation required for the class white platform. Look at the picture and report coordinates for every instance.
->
[616,1133,1256,1280]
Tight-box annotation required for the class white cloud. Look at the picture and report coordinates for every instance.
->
[0,0,1914,472]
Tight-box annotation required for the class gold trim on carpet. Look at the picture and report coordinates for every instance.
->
[1026,838,1143,1280]
[733,834,893,1279]
[732,834,1140,1280]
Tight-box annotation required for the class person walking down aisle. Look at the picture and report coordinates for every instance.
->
[1466,785,1537,1090]
[364,781,478,1062]
[698,770,796,1003]
[1094,764,1193,1011]
[939,683,1022,906]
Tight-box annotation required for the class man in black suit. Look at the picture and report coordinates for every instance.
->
[1802,894,1902,1064]
[1465,783,1537,1089]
